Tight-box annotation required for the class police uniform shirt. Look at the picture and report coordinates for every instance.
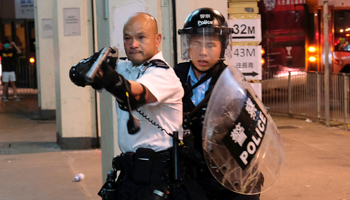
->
[187,66,212,106]
[116,51,184,153]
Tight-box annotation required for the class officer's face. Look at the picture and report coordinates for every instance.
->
[189,35,221,73]
[123,15,161,66]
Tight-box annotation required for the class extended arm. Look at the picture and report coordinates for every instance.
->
[10,42,21,54]
[69,50,156,110]
[130,81,157,104]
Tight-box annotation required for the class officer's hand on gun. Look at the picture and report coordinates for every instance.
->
[69,47,141,135]
[69,47,119,90]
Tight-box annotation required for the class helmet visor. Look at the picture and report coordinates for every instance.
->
[180,27,232,60]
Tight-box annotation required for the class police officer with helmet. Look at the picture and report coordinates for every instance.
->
[175,8,260,200]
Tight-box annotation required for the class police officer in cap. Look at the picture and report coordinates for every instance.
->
[175,8,260,200]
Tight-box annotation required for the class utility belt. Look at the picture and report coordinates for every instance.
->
[98,137,207,200]
[98,148,174,200]
[110,132,205,181]
[113,148,172,184]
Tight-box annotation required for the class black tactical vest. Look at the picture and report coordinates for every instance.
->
[174,61,227,153]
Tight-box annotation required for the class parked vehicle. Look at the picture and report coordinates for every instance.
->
[259,0,350,75]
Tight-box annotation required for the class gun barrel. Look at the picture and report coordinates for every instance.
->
[85,47,111,83]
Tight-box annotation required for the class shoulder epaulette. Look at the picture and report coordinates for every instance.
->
[147,59,169,69]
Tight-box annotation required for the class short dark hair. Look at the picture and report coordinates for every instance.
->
[3,39,10,44]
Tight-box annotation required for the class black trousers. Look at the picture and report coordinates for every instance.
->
[118,172,207,200]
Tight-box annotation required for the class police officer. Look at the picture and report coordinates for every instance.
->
[70,12,205,200]
[175,8,260,200]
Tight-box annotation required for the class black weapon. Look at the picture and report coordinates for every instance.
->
[86,47,140,135]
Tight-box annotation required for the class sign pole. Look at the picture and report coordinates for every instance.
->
[323,0,330,127]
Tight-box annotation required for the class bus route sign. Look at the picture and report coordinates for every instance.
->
[229,45,262,80]
[228,19,262,43]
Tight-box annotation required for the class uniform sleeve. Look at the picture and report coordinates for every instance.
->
[136,67,183,105]
[116,60,129,74]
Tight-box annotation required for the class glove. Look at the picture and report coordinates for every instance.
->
[69,47,119,89]
[91,60,122,90]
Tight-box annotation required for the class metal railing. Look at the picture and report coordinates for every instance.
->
[0,57,38,96]
[262,71,350,130]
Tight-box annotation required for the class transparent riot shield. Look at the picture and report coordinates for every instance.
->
[202,65,285,195]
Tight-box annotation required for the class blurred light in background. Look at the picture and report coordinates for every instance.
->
[309,56,316,62]
[29,57,35,65]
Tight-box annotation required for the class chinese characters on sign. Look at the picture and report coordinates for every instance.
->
[235,62,254,69]
[230,46,262,80]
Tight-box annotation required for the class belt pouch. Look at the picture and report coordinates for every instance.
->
[112,156,123,171]
[134,148,155,184]
[123,152,135,174]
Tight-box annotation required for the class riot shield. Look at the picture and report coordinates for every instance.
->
[202,65,285,195]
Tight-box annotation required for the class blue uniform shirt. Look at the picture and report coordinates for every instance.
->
[187,66,212,106]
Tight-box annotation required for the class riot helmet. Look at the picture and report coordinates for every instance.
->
[178,8,233,60]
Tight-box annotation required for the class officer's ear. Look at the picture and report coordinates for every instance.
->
[155,33,161,48]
